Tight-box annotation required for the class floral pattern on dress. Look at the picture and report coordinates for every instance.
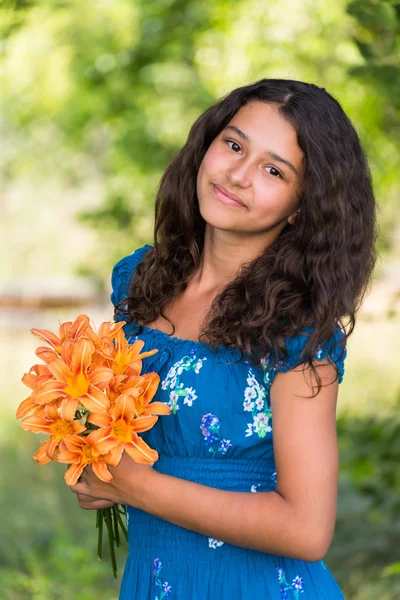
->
[250,484,261,493]
[154,557,172,599]
[276,567,305,599]
[244,367,272,438]
[161,355,207,414]
[208,537,225,549]
[200,413,232,457]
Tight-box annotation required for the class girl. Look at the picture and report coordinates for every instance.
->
[70,79,376,599]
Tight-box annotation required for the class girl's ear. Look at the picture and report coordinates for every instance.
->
[287,208,300,225]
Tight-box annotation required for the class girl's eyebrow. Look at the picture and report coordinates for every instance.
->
[224,125,299,176]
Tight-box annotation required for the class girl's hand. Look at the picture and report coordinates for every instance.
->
[73,491,115,511]
[69,451,156,508]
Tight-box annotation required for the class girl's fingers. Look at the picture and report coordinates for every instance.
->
[76,494,115,510]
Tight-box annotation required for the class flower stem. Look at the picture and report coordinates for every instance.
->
[104,508,118,579]
[112,505,121,547]
[96,508,103,560]
[96,505,127,578]
[115,506,128,542]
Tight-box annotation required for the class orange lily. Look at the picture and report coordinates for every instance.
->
[131,373,170,417]
[56,431,119,485]
[84,321,127,370]
[88,394,159,465]
[30,314,91,355]
[100,331,158,376]
[104,372,168,416]
[22,363,53,390]
[32,338,114,421]
[33,440,53,465]
[21,402,86,459]
[85,320,126,348]
[16,395,37,419]
[18,364,54,419]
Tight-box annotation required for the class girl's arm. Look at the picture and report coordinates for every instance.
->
[72,360,339,562]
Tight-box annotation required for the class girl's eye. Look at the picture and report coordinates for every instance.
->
[226,140,241,153]
[265,166,283,179]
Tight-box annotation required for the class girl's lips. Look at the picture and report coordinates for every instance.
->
[212,184,246,208]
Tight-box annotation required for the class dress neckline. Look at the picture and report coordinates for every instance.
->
[131,322,239,353]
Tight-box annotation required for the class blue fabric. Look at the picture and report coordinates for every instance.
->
[111,244,346,600]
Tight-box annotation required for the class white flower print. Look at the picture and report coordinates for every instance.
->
[315,346,323,360]
[250,484,261,493]
[253,413,272,436]
[244,386,257,401]
[245,422,255,437]
[243,367,272,438]
[167,366,177,379]
[208,538,224,549]
[183,387,197,407]
[195,359,204,374]
[255,397,264,410]
[246,374,258,387]
[243,398,254,412]
[169,391,178,402]
[168,391,179,412]
[161,355,207,414]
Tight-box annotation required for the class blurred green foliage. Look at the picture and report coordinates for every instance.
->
[1,0,399,282]
[0,417,122,599]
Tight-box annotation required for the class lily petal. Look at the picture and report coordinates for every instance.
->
[125,436,159,464]
[21,415,53,434]
[70,314,91,339]
[58,397,79,422]
[70,338,94,378]
[92,461,114,483]
[104,444,124,467]
[30,327,61,350]
[79,385,110,414]
[33,440,52,465]
[32,381,67,404]
[46,357,71,381]
[16,396,36,419]
[89,367,114,389]
[64,462,85,486]
[32,381,67,405]
[142,401,171,416]
[35,346,58,364]
[87,412,111,428]
[131,415,159,433]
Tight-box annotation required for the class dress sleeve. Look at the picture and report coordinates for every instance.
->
[274,324,347,384]
[110,244,153,319]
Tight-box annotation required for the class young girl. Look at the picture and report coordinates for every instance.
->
[70,79,376,599]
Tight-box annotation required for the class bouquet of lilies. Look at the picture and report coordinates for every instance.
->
[16,314,170,577]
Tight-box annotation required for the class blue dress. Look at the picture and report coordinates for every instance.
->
[111,244,347,600]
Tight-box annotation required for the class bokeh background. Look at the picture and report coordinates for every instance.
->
[1,1,399,598]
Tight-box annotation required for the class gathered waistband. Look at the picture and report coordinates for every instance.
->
[126,454,277,560]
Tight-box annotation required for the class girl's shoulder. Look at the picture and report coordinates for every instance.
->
[110,244,153,307]
[275,324,347,384]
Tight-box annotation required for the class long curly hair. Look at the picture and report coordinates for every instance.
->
[116,79,377,389]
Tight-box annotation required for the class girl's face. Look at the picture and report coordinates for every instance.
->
[196,101,304,242]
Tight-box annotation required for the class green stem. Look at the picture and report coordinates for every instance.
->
[115,505,128,542]
[112,505,121,547]
[97,508,103,560]
[104,508,118,579]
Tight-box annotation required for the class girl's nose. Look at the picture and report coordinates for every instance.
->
[226,158,253,188]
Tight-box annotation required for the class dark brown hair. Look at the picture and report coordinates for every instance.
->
[115,79,377,390]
